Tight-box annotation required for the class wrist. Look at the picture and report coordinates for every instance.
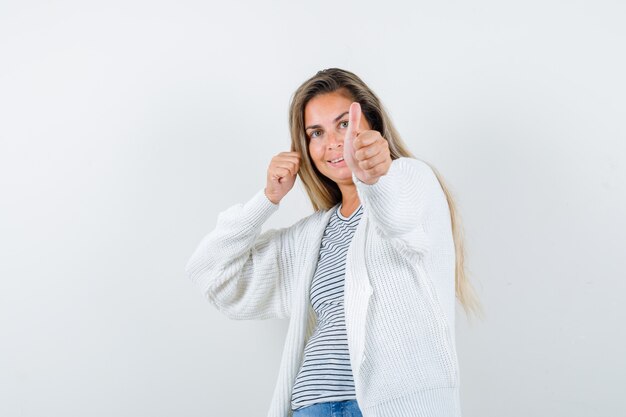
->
[264,188,280,205]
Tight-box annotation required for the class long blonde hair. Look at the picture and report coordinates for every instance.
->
[288,68,484,321]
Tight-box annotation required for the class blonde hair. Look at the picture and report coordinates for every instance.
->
[289,68,484,321]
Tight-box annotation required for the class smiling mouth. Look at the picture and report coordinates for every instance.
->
[328,157,344,163]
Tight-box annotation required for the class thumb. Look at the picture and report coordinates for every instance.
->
[343,102,361,174]
[346,102,361,142]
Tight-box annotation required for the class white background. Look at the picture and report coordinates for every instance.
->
[1,1,625,416]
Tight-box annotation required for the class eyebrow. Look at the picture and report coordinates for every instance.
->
[305,111,349,131]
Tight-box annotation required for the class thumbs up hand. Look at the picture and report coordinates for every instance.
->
[343,102,392,185]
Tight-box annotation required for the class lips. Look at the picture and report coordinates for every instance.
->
[327,157,346,168]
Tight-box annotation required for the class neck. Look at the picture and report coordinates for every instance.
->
[338,183,360,217]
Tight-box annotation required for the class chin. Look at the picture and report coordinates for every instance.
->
[329,174,353,185]
[315,164,351,184]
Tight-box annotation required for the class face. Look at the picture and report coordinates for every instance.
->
[304,90,371,185]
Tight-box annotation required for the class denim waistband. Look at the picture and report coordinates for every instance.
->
[292,400,362,417]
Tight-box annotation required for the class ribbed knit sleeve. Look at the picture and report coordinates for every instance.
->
[352,157,434,255]
[185,188,300,320]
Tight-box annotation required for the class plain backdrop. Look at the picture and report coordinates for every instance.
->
[1,1,625,416]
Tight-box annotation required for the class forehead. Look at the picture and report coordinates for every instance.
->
[304,91,353,124]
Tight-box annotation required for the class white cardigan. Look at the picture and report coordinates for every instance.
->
[185,157,462,417]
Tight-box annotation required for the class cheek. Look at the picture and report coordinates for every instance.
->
[308,141,323,160]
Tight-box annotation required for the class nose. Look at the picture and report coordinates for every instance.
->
[326,131,343,150]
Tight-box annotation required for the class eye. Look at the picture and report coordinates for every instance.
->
[339,120,349,129]
[310,130,322,138]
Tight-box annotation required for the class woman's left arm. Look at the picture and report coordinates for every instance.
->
[344,102,437,246]
[353,157,435,239]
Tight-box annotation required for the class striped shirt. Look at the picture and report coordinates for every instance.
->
[291,203,363,411]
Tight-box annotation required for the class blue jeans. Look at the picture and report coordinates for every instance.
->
[293,400,362,417]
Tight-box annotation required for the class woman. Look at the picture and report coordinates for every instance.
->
[185,68,483,417]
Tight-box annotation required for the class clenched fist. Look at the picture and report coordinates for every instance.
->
[343,102,392,185]
[264,151,301,204]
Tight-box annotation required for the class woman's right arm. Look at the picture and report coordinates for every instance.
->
[185,189,299,320]
[185,151,302,320]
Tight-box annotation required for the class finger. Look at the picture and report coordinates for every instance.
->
[356,143,382,162]
[354,131,381,148]
[355,135,387,160]
[272,166,292,180]
[274,156,300,166]
[363,160,388,179]
[346,102,362,141]
[275,153,301,164]
[358,149,387,170]
[353,132,380,153]
[273,157,300,173]
[274,162,298,176]
[279,151,301,159]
